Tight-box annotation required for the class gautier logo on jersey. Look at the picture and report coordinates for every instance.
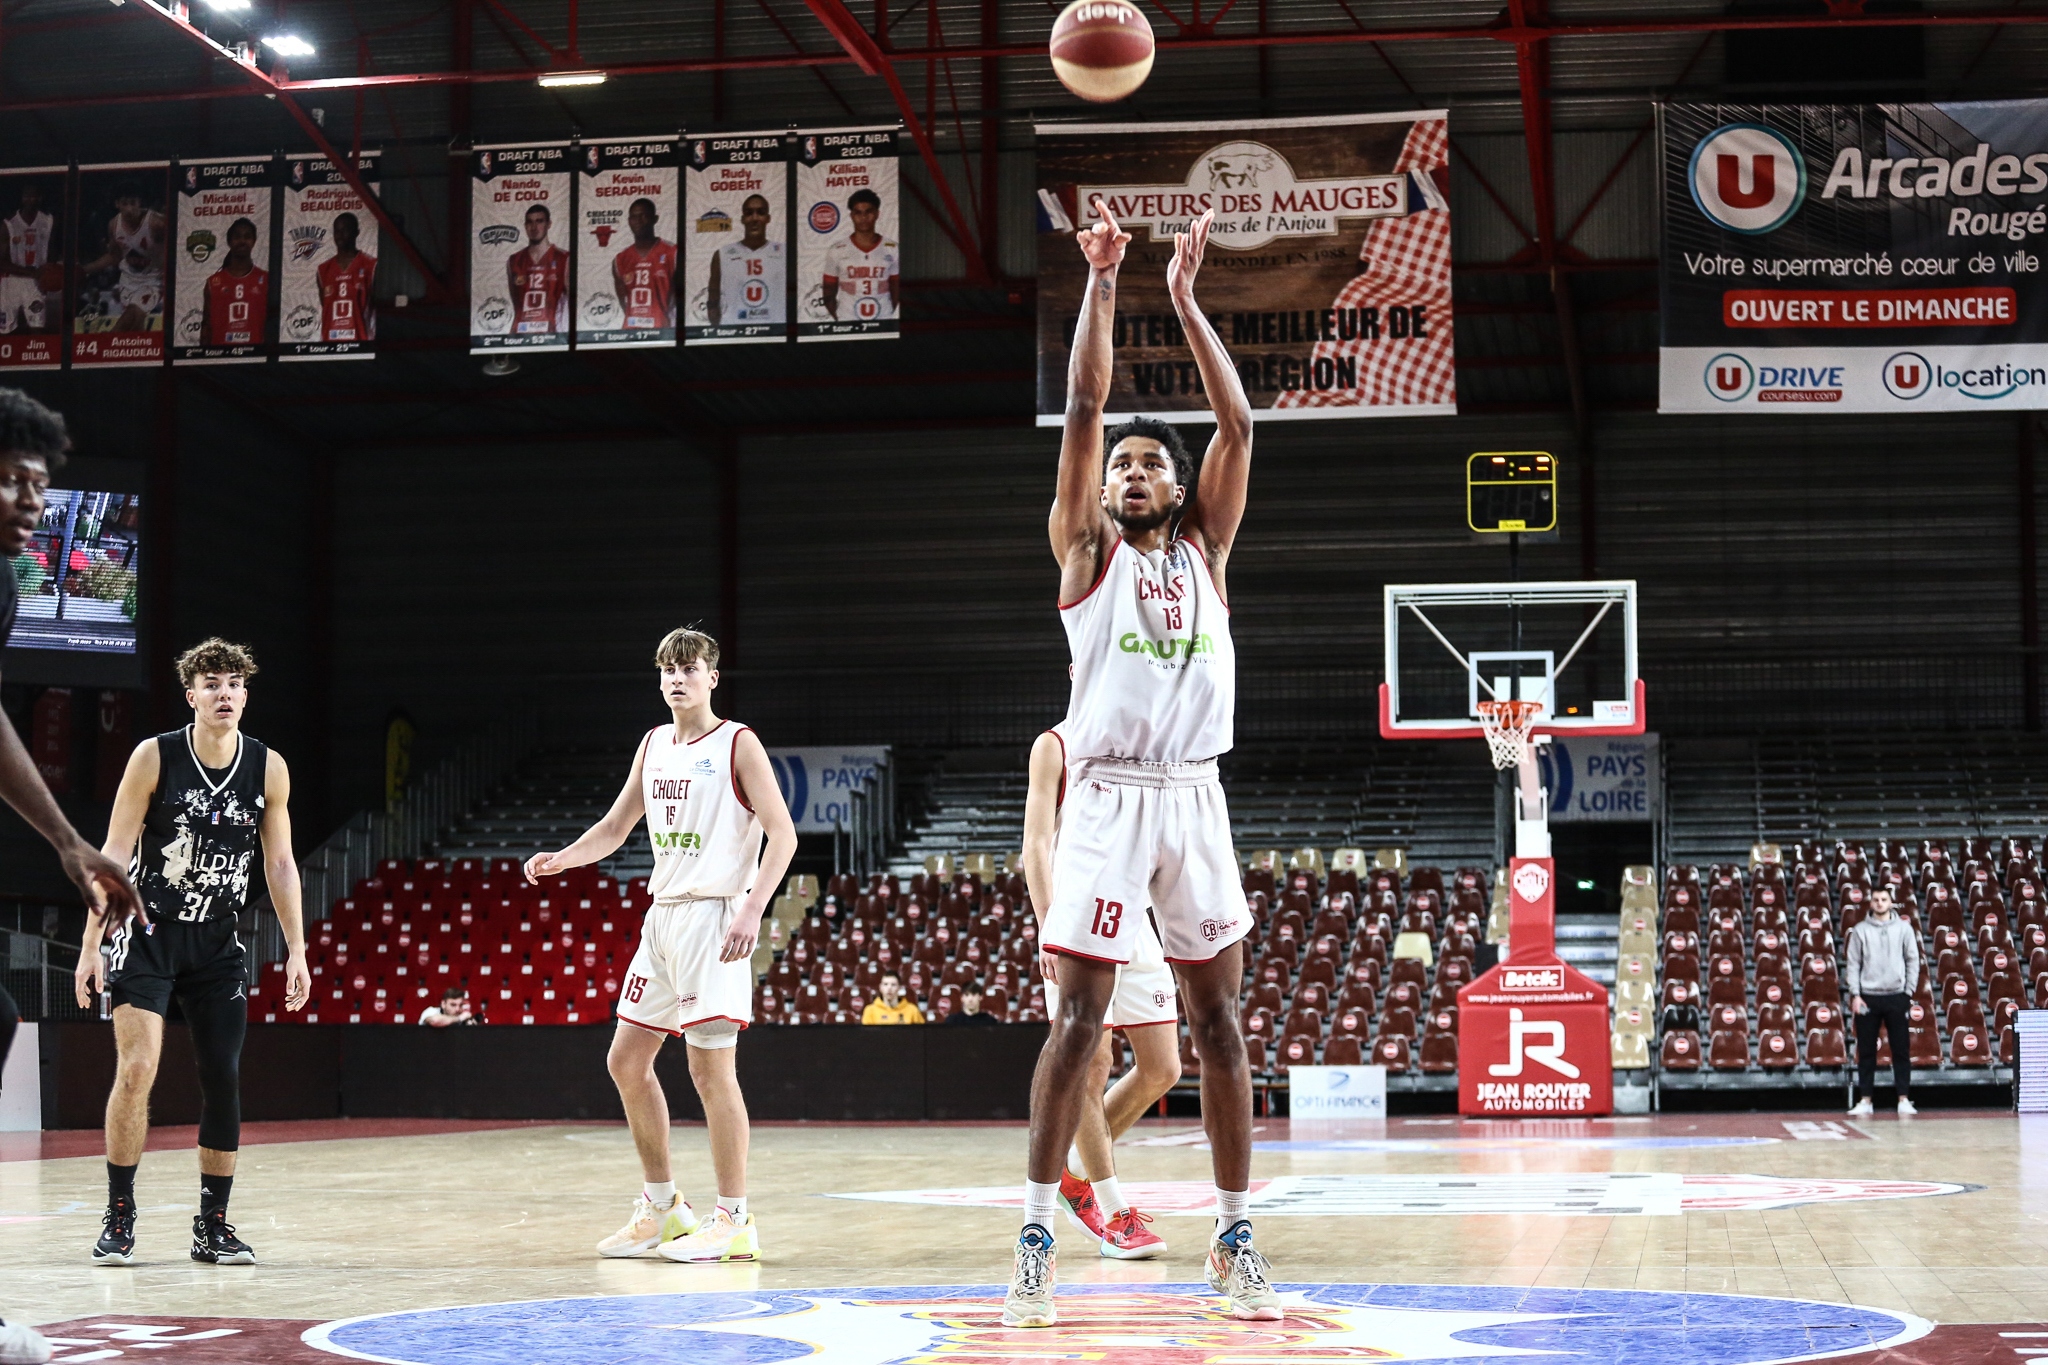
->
[1119,630,1217,661]
[1688,123,1806,234]
[1081,140,1408,251]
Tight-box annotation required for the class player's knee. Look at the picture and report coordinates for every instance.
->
[1137,1049,1182,1092]
[683,1020,740,1052]
[607,1043,654,1087]
[114,1051,159,1091]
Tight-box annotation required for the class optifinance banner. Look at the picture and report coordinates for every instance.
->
[171,157,276,365]
[470,143,572,353]
[767,746,890,834]
[1661,99,2048,412]
[1034,111,1455,424]
[280,152,380,361]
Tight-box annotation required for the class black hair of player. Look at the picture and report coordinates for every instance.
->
[226,217,258,241]
[1103,415,1192,489]
[630,197,658,219]
[112,180,143,205]
[525,202,552,220]
[848,188,881,210]
[0,388,69,470]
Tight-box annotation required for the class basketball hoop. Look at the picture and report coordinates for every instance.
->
[1476,698,1544,771]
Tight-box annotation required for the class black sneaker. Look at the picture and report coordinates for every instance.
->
[93,1197,137,1265]
[190,1209,256,1265]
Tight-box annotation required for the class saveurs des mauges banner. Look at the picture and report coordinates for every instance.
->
[1660,99,2048,413]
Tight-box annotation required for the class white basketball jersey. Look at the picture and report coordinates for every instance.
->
[641,718,765,901]
[114,213,161,282]
[7,212,52,269]
[821,236,898,321]
[1060,537,1235,764]
[717,239,785,323]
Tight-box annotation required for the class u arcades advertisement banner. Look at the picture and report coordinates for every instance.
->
[281,152,380,361]
[71,162,169,368]
[796,127,900,341]
[1662,99,2048,412]
[0,165,68,371]
[1034,111,1455,424]
[171,156,276,365]
[470,143,572,353]
[577,138,679,350]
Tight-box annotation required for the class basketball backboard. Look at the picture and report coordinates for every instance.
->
[1380,580,1643,740]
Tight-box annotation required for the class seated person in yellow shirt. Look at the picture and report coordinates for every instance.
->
[862,972,926,1025]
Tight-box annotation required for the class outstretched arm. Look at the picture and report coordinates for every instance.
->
[1168,211,1253,570]
[1051,206,1131,603]
[525,738,648,881]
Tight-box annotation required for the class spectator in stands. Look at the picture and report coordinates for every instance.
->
[418,985,475,1028]
[1846,887,1918,1117]
[862,972,925,1025]
[946,983,1000,1026]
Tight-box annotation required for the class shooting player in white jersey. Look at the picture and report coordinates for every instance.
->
[1006,207,1276,1327]
[524,627,797,1265]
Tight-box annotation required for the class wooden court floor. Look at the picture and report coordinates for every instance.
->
[4,1109,2046,1364]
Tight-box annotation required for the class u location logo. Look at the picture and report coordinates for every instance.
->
[1704,352,1754,401]
[1689,123,1805,233]
[1883,351,1932,400]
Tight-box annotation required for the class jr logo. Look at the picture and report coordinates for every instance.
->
[1487,1007,1581,1079]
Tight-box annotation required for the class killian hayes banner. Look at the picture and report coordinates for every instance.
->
[577,139,679,350]
[70,162,170,369]
[171,156,276,365]
[796,127,900,342]
[470,143,573,354]
[280,152,380,362]
[0,165,67,371]
[1661,99,2048,412]
[685,133,789,345]
[1034,111,1455,424]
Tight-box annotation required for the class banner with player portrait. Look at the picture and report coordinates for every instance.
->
[71,162,170,368]
[0,165,69,371]
[684,133,789,345]
[470,142,572,354]
[1033,112,1456,423]
[576,138,679,350]
[171,156,276,365]
[280,152,380,362]
[796,127,900,342]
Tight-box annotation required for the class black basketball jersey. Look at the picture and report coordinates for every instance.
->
[135,726,269,924]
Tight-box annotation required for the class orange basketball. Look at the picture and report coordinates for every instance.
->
[36,263,63,293]
[1050,0,1154,104]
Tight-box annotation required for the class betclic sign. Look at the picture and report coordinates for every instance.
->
[1660,99,2048,412]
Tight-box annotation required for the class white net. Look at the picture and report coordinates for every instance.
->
[1477,699,1543,771]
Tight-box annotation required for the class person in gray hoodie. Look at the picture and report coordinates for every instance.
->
[1845,886,1920,1116]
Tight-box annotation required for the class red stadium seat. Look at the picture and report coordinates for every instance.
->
[1371,1034,1411,1073]
[1758,1029,1797,1070]
[1709,1029,1750,1071]
[1660,1030,1703,1070]
[1323,1035,1364,1066]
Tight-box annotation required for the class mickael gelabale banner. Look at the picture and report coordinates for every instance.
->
[1662,99,2048,412]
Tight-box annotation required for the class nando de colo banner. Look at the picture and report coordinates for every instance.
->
[1034,111,1456,424]
[1662,98,2048,412]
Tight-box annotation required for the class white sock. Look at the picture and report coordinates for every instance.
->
[1214,1187,1250,1240]
[717,1195,747,1220]
[1024,1179,1060,1234]
[644,1180,676,1208]
[1068,1144,1086,1178]
[1093,1175,1125,1215]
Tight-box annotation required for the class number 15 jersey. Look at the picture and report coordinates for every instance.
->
[641,719,764,902]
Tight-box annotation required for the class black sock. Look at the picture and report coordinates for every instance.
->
[200,1173,233,1219]
[108,1162,137,1206]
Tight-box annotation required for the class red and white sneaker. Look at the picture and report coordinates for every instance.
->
[1099,1206,1166,1260]
[1057,1169,1107,1241]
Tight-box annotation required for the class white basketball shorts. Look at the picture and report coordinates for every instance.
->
[1045,908,1179,1028]
[0,277,43,333]
[617,896,753,1043]
[115,272,163,315]
[1043,757,1253,966]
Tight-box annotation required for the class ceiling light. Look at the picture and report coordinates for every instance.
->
[537,70,606,88]
[201,0,253,11]
[263,33,315,57]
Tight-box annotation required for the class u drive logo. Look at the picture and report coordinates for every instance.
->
[1487,1007,1581,1079]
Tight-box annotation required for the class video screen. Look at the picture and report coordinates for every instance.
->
[7,489,140,653]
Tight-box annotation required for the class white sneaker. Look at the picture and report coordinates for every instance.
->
[1897,1097,1918,1116]
[596,1193,698,1258]
[1848,1097,1874,1117]
[1002,1224,1057,1328]
[1206,1220,1284,1322]
[658,1207,760,1263]
[0,1317,53,1365]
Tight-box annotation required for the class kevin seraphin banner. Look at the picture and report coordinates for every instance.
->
[1661,98,2048,412]
[1034,111,1455,424]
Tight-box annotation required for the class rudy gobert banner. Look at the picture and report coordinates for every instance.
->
[1034,111,1454,424]
[1662,98,2048,412]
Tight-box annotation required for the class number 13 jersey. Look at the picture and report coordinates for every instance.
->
[1059,537,1235,765]
[640,719,764,901]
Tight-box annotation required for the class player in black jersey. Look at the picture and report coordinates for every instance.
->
[0,390,143,1362]
[74,637,310,1268]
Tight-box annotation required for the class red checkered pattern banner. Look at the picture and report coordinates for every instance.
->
[1034,111,1456,424]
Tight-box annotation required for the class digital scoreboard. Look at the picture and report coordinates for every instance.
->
[1467,452,1557,534]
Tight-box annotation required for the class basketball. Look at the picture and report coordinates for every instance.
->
[36,262,62,293]
[1049,0,1154,103]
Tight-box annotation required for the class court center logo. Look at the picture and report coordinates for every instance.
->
[1689,123,1806,234]
[1705,352,1755,401]
[1884,351,1933,399]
